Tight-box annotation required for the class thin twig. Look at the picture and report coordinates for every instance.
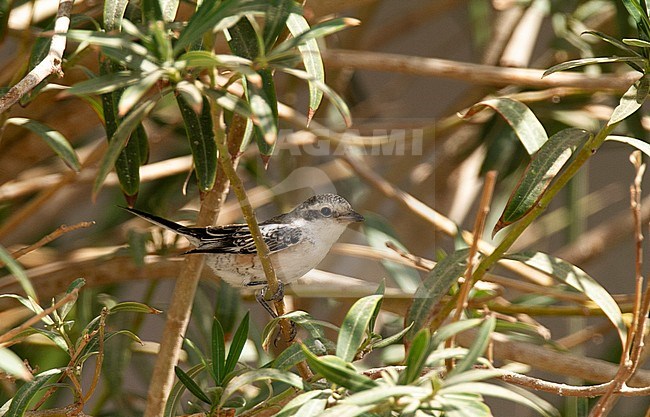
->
[590,152,648,416]
[8,221,95,261]
[447,171,497,368]
[0,0,74,114]
[0,287,80,346]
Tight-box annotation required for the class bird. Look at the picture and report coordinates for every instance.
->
[123,193,364,317]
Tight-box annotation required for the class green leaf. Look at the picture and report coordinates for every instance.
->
[371,322,413,349]
[275,390,330,417]
[204,88,254,120]
[506,251,627,347]
[68,72,142,97]
[58,278,85,321]
[582,31,643,56]
[273,337,332,370]
[440,383,560,417]
[317,404,375,417]
[0,348,32,381]
[342,385,430,406]
[118,70,162,116]
[108,301,161,314]
[363,213,420,293]
[164,363,205,417]
[219,368,305,406]
[174,0,268,54]
[462,98,547,155]
[5,368,63,417]
[103,0,129,30]
[400,328,431,384]
[430,319,488,349]
[0,245,37,302]
[212,318,226,385]
[405,249,469,342]
[248,69,278,154]
[174,366,212,404]
[495,128,591,232]
[606,135,650,157]
[622,0,650,41]
[270,17,359,57]
[608,76,649,126]
[286,13,323,122]
[543,56,647,77]
[623,38,650,47]
[300,346,377,392]
[93,98,157,199]
[224,312,250,377]
[176,94,217,192]
[336,295,383,362]
[280,67,351,127]
[5,118,81,172]
[228,14,261,59]
[160,0,179,22]
[263,0,297,49]
[448,316,495,377]
[262,311,335,346]
[142,0,163,22]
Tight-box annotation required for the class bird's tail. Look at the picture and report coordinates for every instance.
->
[122,207,200,246]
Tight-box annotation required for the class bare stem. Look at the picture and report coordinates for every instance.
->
[0,0,73,114]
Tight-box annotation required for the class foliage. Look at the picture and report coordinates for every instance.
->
[1,0,650,416]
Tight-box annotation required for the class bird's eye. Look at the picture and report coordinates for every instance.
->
[320,206,332,217]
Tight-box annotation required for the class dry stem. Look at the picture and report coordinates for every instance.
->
[0,0,73,114]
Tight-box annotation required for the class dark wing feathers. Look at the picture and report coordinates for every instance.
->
[184,223,302,254]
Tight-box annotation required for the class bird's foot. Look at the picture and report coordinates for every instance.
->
[250,281,296,343]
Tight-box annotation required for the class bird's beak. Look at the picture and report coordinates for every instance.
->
[339,210,364,223]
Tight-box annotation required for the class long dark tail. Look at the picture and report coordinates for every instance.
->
[122,207,198,245]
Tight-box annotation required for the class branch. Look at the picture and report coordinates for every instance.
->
[0,0,74,114]
[322,49,640,90]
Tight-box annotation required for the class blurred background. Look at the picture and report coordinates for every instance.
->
[1,0,649,415]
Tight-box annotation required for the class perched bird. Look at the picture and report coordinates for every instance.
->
[124,193,364,316]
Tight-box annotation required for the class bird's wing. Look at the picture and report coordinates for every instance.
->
[185,223,302,254]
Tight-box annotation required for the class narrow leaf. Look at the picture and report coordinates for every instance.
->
[495,128,591,232]
[176,94,217,192]
[336,294,383,362]
[608,76,649,126]
[263,0,297,48]
[212,318,226,384]
[606,135,650,157]
[582,31,643,56]
[507,251,627,347]
[286,13,323,122]
[5,368,63,417]
[164,363,204,417]
[224,312,250,376]
[399,328,431,384]
[405,249,469,342]
[0,348,32,381]
[220,368,304,406]
[273,337,333,370]
[448,316,496,376]
[103,0,129,30]
[462,97,547,155]
[68,71,139,97]
[109,301,161,314]
[0,245,37,302]
[300,346,377,392]
[275,390,330,417]
[5,118,81,171]
[174,366,211,404]
[281,67,351,127]
[93,98,157,199]
[543,56,647,77]
[247,70,278,151]
[118,70,162,116]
